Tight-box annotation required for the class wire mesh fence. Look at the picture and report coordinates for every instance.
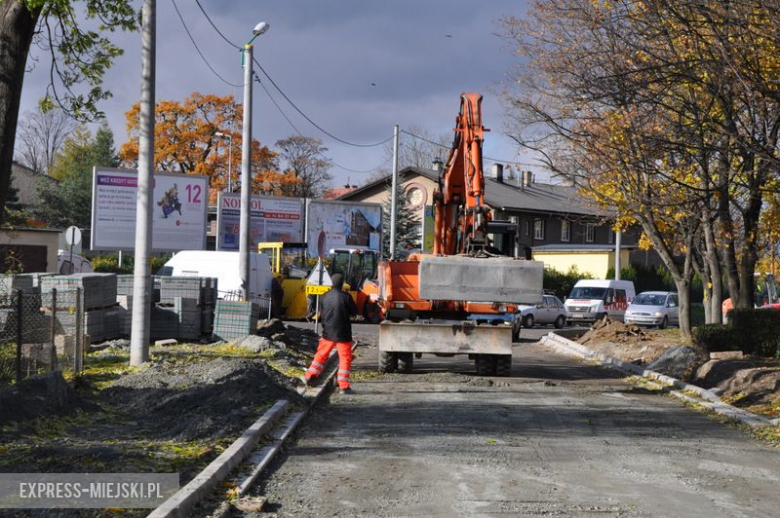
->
[0,289,85,387]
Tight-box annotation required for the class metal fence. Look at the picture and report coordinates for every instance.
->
[0,289,85,387]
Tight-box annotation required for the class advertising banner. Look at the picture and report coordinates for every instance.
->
[305,200,382,257]
[91,168,208,252]
[216,193,304,250]
[422,205,435,253]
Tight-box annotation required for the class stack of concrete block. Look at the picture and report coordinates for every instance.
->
[172,297,201,341]
[150,306,179,340]
[200,277,218,336]
[0,274,35,296]
[116,295,133,336]
[40,274,120,343]
[41,273,118,309]
[117,275,134,296]
[159,277,202,304]
[213,300,259,341]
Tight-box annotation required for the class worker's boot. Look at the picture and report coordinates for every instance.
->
[339,387,355,395]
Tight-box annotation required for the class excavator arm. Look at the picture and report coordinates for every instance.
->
[433,93,491,255]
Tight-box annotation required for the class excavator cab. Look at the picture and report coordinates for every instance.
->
[328,248,382,323]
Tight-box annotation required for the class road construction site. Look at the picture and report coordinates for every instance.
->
[224,324,780,518]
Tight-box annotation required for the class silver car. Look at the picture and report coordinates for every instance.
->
[513,295,567,338]
[623,291,679,328]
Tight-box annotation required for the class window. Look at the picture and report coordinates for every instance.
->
[615,289,627,306]
[525,220,531,236]
[668,295,679,308]
[608,229,615,244]
[561,220,571,242]
[586,224,595,243]
[534,219,545,240]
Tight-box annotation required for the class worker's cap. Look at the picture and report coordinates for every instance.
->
[331,273,344,290]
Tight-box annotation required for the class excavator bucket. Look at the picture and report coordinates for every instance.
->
[378,320,513,355]
[418,256,544,304]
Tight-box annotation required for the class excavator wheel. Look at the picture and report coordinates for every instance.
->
[475,355,496,376]
[379,351,398,373]
[495,355,512,377]
[398,353,414,374]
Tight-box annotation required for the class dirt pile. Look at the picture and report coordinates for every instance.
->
[575,318,686,364]
[694,359,780,417]
[104,357,304,441]
[257,318,320,354]
[0,371,93,425]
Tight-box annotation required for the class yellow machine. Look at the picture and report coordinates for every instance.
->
[258,242,310,319]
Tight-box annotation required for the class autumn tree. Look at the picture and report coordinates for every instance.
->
[120,93,298,201]
[501,0,780,334]
[275,135,333,199]
[0,1,137,222]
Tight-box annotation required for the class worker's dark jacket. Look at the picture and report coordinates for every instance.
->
[320,288,357,342]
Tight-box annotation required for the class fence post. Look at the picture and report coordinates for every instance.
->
[75,287,83,375]
[15,289,22,384]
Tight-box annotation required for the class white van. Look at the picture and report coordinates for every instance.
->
[57,250,94,274]
[564,279,636,324]
[158,251,273,306]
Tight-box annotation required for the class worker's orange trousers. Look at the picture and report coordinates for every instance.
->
[305,338,353,389]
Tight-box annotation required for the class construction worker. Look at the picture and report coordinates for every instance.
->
[303,273,357,394]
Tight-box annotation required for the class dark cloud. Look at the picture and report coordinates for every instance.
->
[19,0,538,185]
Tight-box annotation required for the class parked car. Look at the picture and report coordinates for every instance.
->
[513,294,567,338]
[564,279,636,324]
[623,291,679,328]
[57,250,94,274]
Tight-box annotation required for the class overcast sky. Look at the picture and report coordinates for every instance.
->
[19,0,538,188]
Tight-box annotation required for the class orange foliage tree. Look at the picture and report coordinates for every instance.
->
[120,93,301,202]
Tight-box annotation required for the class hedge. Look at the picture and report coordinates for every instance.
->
[693,309,780,357]
[691,324,741,352]
[728,309,780,357]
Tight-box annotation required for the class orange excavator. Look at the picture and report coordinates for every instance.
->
[377,93,544,376]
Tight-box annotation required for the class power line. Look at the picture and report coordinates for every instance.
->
[254,74,389,174]
[190,0,393,149]
[254,58,394,148]
[193,0,241,50]
[400,129,540,168]
[171,0,241,88]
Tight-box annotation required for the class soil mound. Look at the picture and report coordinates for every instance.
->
[0,371,92,425]
[694,359,780,415]
[103,357,304,441]
[258,319,320,354]
[575,318,686,365]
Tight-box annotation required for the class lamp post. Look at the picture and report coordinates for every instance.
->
[214,131,233,193]
[239,21,270,301]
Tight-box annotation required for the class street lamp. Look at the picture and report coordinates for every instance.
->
[214,132,233,193]
[239,21,270,301]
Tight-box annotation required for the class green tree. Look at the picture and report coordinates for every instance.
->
[0,1,137,223]
[382,182,421,258]
[34,124,120,228]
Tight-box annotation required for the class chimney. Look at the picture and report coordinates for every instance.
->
[492,163,504,183]
[522,170,534,187]
[432,157,443,173]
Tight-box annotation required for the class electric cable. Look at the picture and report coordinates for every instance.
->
[401,129,540,167]
[172,0,242,88]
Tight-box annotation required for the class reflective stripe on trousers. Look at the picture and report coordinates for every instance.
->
[305,338,353,389]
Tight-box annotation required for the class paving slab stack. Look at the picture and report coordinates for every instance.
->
[213,300,260,341]
[40,273,119,342]
[150,276,218,341]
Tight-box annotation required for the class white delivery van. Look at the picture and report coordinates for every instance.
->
[564,279,636,324]
[158,251,273,306]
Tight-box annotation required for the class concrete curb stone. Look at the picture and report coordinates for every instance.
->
[540,332,771,429]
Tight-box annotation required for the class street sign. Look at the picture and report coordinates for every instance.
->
[65,226,82,246]
[306,259,332,287]
[306,285,331,296]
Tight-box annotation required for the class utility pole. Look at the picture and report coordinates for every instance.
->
[130,0,155,366]
[389,124,399,259]
[239,43,253,301]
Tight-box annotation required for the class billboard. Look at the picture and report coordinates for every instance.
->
[305,200,382,257]
[91,168,209,252]
[216,193,304,250]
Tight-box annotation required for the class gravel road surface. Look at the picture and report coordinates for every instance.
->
[241,323,779,517]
